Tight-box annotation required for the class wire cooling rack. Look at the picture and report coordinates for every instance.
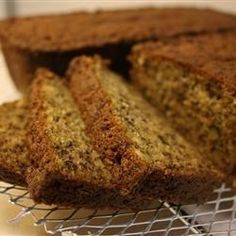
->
[0,182,236,235]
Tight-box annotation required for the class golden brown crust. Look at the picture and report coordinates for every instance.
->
[0,8,235,52]
[26,166,150,209]
[130,32,236,94]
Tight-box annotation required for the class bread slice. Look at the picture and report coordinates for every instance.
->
[0,8,235,92]
[130,32,236,177]
[0,100,29,186]
[26,68,150,208]
[68,56,224,204]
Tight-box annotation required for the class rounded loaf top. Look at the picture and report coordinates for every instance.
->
[0,7,236,52]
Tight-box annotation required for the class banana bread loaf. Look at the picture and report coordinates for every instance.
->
[0,8,236,92]
[130,32,236,177]
[68,56,224,204]
[27,68,151,208]
[0,100,29,186]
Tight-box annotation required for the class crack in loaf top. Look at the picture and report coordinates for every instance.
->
[131,32,236,94]
[0,8,236,51]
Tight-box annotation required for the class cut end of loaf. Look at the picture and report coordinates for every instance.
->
[130,53,236,178]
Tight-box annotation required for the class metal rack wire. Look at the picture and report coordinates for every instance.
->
[0,182,236,235]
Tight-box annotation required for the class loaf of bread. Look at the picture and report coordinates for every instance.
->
[130,32,236,176]
[0,8,235,92]
[26,68,152,208]
[68,56,224,204]
[0,100,30,186]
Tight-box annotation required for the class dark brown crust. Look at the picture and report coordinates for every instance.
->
[138,168,220,204]
[0,8,235,52]
[0,166,26,186]
[68,56,223,204]
[27,164,219,206]
[130,32,236,94]
[68,56,149,195]
[1,40,133,92]
[26,167,150,209]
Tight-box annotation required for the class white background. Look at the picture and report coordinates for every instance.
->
[0,0,236,19]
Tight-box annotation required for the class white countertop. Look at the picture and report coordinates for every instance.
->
[0,194,47,236]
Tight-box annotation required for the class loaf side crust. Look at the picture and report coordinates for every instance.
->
[0,8,235,52]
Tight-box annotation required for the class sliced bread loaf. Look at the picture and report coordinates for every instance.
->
[68,56,224,204]
[130,32,236,176]
[0,100,29,186]
[0,8,235,92]
[27,68,149,208]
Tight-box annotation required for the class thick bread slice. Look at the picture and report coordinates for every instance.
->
[68,56,224,204]
[26,68,149,208]
[0,100,29,186]
[130,32,236,176]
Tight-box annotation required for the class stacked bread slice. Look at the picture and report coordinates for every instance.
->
[0,56,224,208]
